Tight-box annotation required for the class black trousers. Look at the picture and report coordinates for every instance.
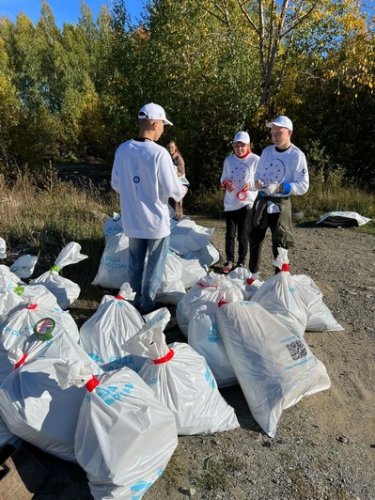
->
[249,198,294,273]
[225,205,252,265]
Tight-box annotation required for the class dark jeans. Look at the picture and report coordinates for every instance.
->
[249,198,294,273]
[225,205,252,265]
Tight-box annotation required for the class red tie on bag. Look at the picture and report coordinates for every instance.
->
[153,349,175,365]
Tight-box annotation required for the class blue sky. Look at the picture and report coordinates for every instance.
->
[0,0,146,27]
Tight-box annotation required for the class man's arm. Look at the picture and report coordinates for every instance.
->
[288,152,309,196]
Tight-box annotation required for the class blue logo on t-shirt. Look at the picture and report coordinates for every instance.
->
[133,176,140,183]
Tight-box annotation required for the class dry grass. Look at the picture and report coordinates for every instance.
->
[0,170,114,285]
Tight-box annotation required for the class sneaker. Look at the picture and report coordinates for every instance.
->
[222,262,234,274]
[235,263,247,270]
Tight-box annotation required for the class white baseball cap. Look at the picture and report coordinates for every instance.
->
[233,131,250,144]
[266,115,293,131]
[138,102,173,125]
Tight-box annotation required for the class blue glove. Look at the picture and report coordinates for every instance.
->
[279,182,291,195]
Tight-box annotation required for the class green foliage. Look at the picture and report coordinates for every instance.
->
[0,0,372,192]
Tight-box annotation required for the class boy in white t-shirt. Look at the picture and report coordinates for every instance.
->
[220,131,259,273]
[111,103,187,313]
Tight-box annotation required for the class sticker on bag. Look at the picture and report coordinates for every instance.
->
[34,318,56,341]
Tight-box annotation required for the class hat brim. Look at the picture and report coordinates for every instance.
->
[266,121,292,131]
[163,119,173,126]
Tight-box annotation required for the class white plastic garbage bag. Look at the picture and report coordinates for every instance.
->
[92,233,129,289]
[188,311,237,388]
[0,332,100,461]
[80,283,146,372]
[316,211,371,227]
[55,359,178,500]
[10,254,38,279]
[250,248,307,332]
[124,317,239,435]
[292,275,344,332]
[169,218,214,254]
[227,267,263,300]
[179,256,207,290]
[216,300,331,438]
[0,263,24,286]
[30,242,88,309]
[176,272,243,336]
[103,212,124,240]
[0,271,23,322]
[156,251,186,305]
[0,298,79,384]
[180,242,220,269]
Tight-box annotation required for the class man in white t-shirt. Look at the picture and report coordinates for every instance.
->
[250,115,309,274]
[111,103,187,313]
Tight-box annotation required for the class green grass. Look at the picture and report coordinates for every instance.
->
[187,170,375,234]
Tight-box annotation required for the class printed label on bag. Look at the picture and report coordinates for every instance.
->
[34,318,55,341]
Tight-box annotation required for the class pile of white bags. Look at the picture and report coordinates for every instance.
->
[169,218,220,268]
[55,359,178,500]
[79,283,146,372]
[176,272,243,336]
[0,330,100,461]
[93,214,216,295]
[31,242,88,309]
[215,249,331,437]
[124,316,239,435]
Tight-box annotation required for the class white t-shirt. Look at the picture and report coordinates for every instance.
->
[111,139,186,239]
[255,144,309,213]
[220,152,259,212]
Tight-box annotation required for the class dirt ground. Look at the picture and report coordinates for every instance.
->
[6,216,375,500]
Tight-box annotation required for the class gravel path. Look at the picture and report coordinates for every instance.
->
[148,217,375,500]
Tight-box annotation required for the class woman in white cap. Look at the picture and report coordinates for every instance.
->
[220,131,259,273]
